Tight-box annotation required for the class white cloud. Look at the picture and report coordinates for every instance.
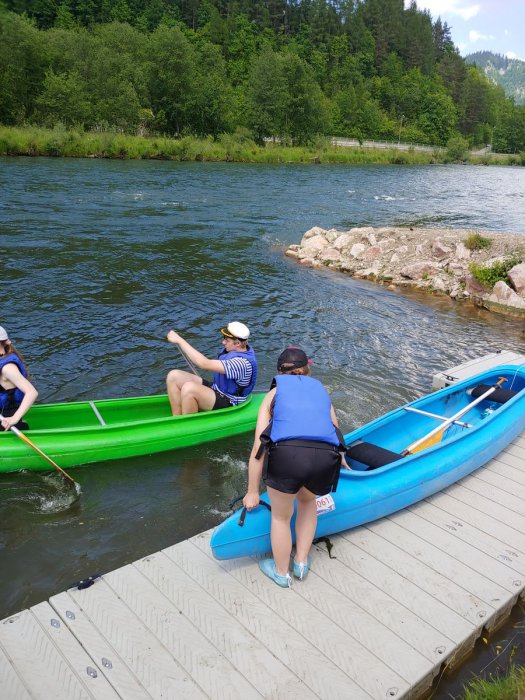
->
[455,4,480,20]
[409,1,480,20]
[469,29,494,42]
[506,51,525,62]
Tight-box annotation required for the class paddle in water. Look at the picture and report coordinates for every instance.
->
[8,424,80,493]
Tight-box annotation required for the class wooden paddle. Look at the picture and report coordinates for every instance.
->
[8,424,78,487]
[401,376,508,456]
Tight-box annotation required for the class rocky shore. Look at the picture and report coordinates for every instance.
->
[285,226,525,316]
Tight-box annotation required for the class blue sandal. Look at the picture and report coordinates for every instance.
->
[259,558,292,588]
[293,557,311,580]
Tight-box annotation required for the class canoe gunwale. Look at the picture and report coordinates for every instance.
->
[0,392,265,436]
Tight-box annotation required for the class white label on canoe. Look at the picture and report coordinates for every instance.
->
[316,494,335,515]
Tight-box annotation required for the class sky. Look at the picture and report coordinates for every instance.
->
[409,0,525,60]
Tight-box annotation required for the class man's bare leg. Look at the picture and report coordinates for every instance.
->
[180,382,217,415]
[166,369,202,415]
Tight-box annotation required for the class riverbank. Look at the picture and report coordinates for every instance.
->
[286,226,525,317]
[458,665,525,699]
[1,126,524,165]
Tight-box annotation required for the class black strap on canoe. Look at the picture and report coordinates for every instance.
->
[228,495,272,527]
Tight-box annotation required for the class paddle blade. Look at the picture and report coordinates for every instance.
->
[407,429,444,455]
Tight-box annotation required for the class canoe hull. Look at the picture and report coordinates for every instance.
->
[211,365,525,560]
[0,393,264,472]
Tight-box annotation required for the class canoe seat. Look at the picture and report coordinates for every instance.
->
[470,384,518,404]
[346,440,403,471]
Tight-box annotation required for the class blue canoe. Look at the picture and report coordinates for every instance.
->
[210,365,525,560]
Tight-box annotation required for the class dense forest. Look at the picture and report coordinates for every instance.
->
[466,51,525,107]
[1,0,524,152]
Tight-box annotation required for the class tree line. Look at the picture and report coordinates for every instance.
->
[1,0,524,152]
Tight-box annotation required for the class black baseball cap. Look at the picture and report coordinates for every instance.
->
[277,347,313,372]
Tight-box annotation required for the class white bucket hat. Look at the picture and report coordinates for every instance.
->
[220,322,250,340]
[0,326,9,342]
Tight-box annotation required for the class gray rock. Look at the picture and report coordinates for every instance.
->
[301,235,328,252]
[455,241,471,260]
[400,261,439,280]
[432,238,453,260]
[508,263,525,294]
[319,247,342,262]
[333,232,355,250]
[487,281,525,310]
[349,243,366,258]
[301,226,326,242]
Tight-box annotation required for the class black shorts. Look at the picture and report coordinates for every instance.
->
[264,440,341,495]
[202,380,234,410]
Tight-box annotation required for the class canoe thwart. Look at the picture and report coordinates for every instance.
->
[468,384,517,404]
[403,406,472,428]
[89,401,106,426]
[346,440,403,470]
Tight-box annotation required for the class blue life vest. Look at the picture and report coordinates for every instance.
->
[0,353,27,413]
[270,374,339,445]
[213,345,258,401]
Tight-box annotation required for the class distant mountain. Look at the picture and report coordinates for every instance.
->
[466,51,525,105]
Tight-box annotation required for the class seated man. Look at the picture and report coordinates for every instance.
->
[166,322,257,415]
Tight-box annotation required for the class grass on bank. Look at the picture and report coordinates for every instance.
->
[1,126,524,165]
[469,255,523,289]
[459,665,525,700]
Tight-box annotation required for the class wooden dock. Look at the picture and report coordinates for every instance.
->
[2,430,525,699]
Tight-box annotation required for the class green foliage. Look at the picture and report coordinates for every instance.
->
[469,256,522,289]
[464,233,492,251]
[460,665,525,700]
[0,1,524,151]
[446,135,469,161]
[467,51,525,106]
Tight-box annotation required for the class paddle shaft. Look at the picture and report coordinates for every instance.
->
[177,345,201,377]
[9,425,77,485]
[402,377,507,456]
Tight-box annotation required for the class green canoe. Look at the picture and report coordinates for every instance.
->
[0,392,264,472]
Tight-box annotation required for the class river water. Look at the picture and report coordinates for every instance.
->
[1,158,525,696]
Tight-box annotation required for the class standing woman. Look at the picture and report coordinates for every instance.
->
[0,326,38,431]
[243,347,345,588]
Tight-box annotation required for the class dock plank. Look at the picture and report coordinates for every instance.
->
[31,601,121,700]
[504,442,525,461]
[381,511,521,596]
[304,541,455,666]
[284,553,435,694]
[470,465,525,499]
[441,484,525,535]
[424,491,525,557]
[134,548,326,699]
[50,592,151,700]
[0,607,95,700]
[489,452,525,482]
[346,525,494,626]
[105,561,262,700]
[0,644,32,700]
[67,578,207,699]
[323,531,475,645]
[167,537,375,699]
[459,473,525,516]
[185,538,403,700]
[407,500,525,577]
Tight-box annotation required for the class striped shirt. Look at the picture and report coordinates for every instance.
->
[212,357,254,405]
